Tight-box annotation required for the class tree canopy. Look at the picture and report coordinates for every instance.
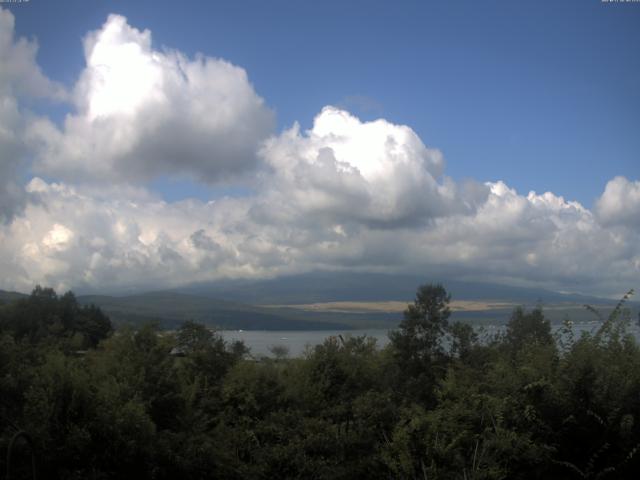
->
[1,284,639,479]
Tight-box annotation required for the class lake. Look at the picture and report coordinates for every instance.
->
[221,321,640,358]
[221,329,391,357]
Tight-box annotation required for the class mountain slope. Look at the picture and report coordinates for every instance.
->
[0,290,27,304]
[177,272,637,325]
[76,291,358,330]
[179,271,618,305]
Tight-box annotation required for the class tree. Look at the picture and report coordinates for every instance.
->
[505,306,553,353]
[268,344,290,360]
[449,320,478,361]
[0,286,112,348]
[176,321,215,353]
[389,283,452,405]
[76,303,112,348]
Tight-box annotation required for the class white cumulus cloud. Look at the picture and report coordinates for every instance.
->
[0,9,638,297]
[256,106,489,228]
[596,176,640,228]
[0,7,67,222]
[0,8,67,100]
[0,174,638,296]
[0,94,26,222]
[29,14,275,184]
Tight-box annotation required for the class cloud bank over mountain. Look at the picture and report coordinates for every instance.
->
[0,8,638,297]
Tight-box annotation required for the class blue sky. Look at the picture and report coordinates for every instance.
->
[0,0,639,295]
[9,0,639,206]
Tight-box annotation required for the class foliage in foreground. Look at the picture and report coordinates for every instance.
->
[1,285,639,479]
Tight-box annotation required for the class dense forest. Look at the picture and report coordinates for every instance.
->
[1,284,639,479]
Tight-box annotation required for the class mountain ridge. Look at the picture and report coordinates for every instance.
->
[177,271,620,305]
[2,273,635,330]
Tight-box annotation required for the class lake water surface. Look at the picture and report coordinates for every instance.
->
[222,321,640,358]
[221,329,391,357]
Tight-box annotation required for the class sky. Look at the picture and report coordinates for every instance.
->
[0,0,638,297]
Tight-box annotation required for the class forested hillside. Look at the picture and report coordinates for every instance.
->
[1,285,639,479]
